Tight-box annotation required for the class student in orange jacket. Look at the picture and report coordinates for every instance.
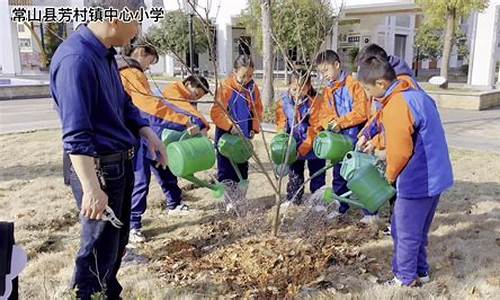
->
[117,44,210,242]
[210,54,263,187]
[276,69,325,204]
[356,43,421,153]
[314,50,370,219]
[357,56,453,286]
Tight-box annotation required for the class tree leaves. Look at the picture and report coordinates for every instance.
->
[414,0,487,61]
[241,0,336,62]
[146,10,209,57]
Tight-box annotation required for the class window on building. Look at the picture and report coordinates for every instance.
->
[395,15,411,28]
[18,24,25,32]
[19,38,31,48]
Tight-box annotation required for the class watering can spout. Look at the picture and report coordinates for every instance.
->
[323,187,364,208]
[184,175,225,199]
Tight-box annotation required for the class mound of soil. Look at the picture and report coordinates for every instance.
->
[156,215,385,298]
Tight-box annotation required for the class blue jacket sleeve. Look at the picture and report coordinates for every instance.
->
[51,56,97,157]
[123,93,149,135]
[361,121,379,140]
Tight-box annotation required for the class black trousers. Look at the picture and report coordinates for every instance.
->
[68,157,134,300]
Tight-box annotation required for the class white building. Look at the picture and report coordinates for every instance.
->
[1,0,499,88]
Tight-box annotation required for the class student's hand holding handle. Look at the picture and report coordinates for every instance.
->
[327,121,341,133]
[187,124,201,136]
[374,149,386,161]
[230,126,239,135]
[357,136,375,154]
[140,127,168,169]
[355,135,367,151]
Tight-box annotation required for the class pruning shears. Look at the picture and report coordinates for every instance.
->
[102,206,124,229]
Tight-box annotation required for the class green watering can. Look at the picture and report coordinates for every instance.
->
[161,128,192,146]
[217,134,253,186]
[323,164,396,213]
[270,133,298,165]
[270,133,298,177]
[313,131,354,164]
[218,134,253,164]
[167,136,225,198]
[340,151,378,181]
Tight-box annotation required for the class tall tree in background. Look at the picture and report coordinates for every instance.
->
[416,0,487,85]
[23,22,66,69]
[261,0,274,106]
[147,10,209,62]
[242,0,336,83]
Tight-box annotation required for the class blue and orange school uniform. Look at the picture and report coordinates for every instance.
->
[373,80,453,285]
[276,91,325,202]
[210,75,263,182]
[359,55,420,149]
[118,57,209,228]
[317,70,368,213]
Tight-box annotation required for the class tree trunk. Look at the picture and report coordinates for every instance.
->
[261,0,274,106]
[440,7,456,87]
[284,59,288,84]
[24,22,48,68]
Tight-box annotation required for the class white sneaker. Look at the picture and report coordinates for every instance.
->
[418,272,430,283]
[383,225,391,236]
[384,276,403,287]
[129,228,146,243]
[384,276,420,287]
[359,215,380,224]
[168,203,192,215]
[122,249,149,265]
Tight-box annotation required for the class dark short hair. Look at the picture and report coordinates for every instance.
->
[357,55,397,85]
[123,44,159,64]
[183,75,210,93]
[289,68,316,97]
[357,44,388,66]
[233,54,254,70]
[315,50,340,65]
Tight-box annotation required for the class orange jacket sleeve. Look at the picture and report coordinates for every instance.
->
[382,95,415,183]
[336,80,368,129]
[120,68,190,126]
[299,96,323,156]
[316,88,337,131]
[275,100,287,132]
[210,84,233,131]
[162,83,210,130]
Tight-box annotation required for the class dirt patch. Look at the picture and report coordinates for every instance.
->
[150,210,384,298]
[1,130,500,299]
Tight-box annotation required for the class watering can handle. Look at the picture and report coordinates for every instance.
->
[179,131,190,141]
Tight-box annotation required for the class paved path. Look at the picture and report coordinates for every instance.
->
[1,97,499,153]
[0,98,59,134]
